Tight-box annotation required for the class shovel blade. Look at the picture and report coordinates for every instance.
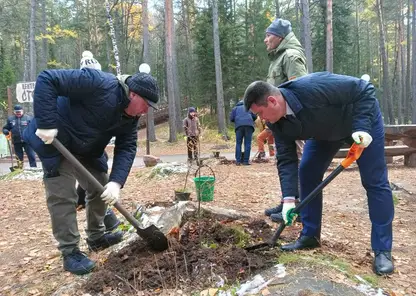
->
[244,242,270,251]
[137,224,169,251]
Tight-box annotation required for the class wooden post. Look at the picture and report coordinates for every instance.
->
[7,86,13,116]
[385,139,393,164]
[404,153,416,167]
[146,115,150,155]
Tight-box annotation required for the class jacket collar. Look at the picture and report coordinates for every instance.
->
[279,86,303,115]
[117,75,132,109]
[268,31,296,59]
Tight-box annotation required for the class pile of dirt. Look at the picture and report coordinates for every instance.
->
[84,212,277,294]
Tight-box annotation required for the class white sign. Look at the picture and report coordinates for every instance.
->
[16,82,36,103]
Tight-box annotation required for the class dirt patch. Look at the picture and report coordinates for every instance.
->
[84,212,277,294]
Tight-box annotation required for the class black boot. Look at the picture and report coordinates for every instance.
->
[264,203,283,216]
[281,235,320,251]
[373,251,394,275]
[87,231,123,252]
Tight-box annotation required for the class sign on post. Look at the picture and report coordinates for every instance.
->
[16,82,36,103]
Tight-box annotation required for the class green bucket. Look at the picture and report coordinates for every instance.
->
[193,176,215,202]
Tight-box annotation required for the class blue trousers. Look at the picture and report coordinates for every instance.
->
[299,112,393,251]
[235,126,254,164]
[14,142,37,167]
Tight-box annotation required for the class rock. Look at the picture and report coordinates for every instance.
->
[200,288,218,296]
[143,155,161,167]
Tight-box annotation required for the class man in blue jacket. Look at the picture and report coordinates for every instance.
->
[230,100,257,165]
[3,104,37,168]
[24,67,159,275]
[244,72,394,275]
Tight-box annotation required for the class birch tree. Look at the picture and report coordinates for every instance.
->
[165,0,177,142]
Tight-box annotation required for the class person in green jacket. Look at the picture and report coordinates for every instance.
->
[263,18,308,222]
[265,18,307,85]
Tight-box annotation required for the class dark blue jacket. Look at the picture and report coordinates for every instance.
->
[270,71,380,197]
[230,101,257,130]
[23,68,138,186]
[3,114,32,144]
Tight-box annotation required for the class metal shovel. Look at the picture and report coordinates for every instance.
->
[52,139,169,251]
[245,143,364,251]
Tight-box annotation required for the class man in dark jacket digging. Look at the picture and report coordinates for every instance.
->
[23,66,159,275]
[244,72,394,275]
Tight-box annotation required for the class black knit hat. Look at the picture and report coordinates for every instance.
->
[126,73,159,110]
[266,18,292,38]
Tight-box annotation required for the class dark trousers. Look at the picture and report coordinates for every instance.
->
[14,142,37,167]
[299,111,393,251]
[235,126,254,164]
[187,136,198,160]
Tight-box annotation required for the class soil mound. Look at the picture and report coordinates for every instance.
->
[85,212,277,294]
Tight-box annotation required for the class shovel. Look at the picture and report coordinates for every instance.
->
[245,143,364,251]
[52,138,169,252]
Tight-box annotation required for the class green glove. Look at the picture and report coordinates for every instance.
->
[282,198,297,226]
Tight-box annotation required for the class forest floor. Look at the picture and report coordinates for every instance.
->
[0,123,415,296]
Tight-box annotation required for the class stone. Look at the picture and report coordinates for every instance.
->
[143,155,161,167]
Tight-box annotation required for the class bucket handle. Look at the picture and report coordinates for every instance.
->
[194,164,215,180]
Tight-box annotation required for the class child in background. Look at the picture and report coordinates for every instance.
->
[183,107,201,163]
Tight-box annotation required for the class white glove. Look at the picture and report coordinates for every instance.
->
[282,197,297,225]
[35,128,58,144]
[100,181,121,206]
[352,131,373,148]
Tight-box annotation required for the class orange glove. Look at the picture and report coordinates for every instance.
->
[5,132,11,141]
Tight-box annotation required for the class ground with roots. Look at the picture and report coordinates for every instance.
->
[0,151,415,295]
[85,213,280,294]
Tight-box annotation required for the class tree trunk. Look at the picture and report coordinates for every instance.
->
[355,0,360,76]
[181,0,193,105]
[142,0,156,149]
[376,0,394,124]
[406,0,412,123]
[396,1,404,124]
[412,0,416,123]
[29,0,36,80]
[275,0,280,18]
[212,0,227,137]
[165,0,177,142]
[300,0,313,73]
[326,0,333,72]
[105,0,121,75]
[173,49,183,132]
[40,0,48,70]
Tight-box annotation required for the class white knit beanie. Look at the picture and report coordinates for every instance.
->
[80,50,102,70]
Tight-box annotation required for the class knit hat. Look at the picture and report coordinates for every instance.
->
[266,19,292,38]
[80,50,102,70]
[126,73,159,109]
[188,107,196,114]
[14,104,23,111]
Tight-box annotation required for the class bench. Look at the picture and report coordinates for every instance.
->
[334,125,416,167]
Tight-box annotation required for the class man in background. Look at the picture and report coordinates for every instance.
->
[3,104,37,169]
[230,100,257,165]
